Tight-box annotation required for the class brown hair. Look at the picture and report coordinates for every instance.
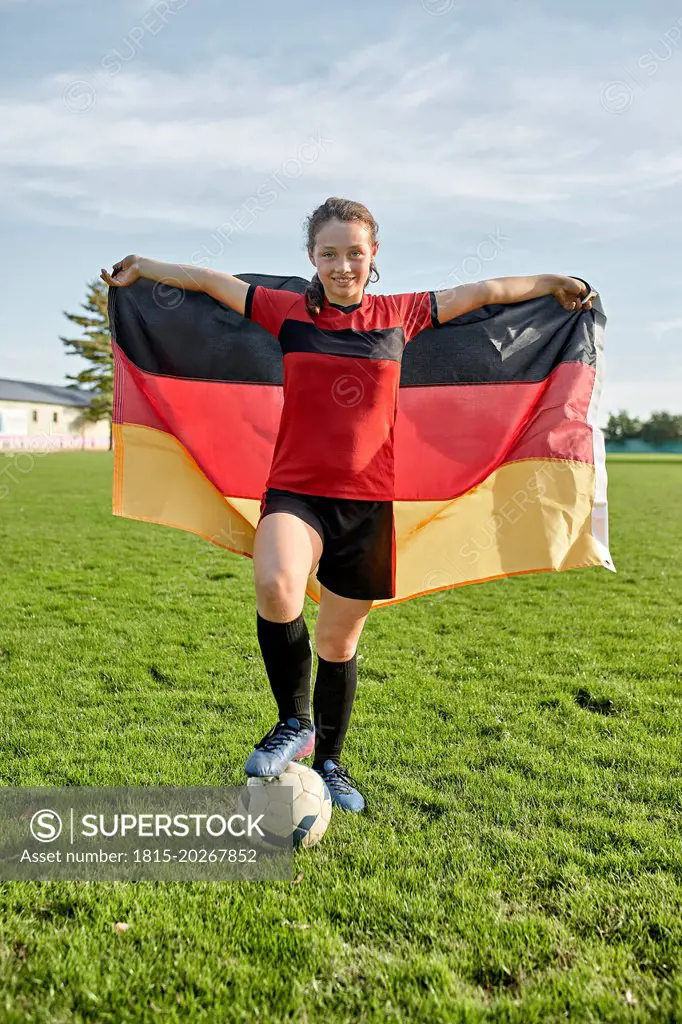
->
[303,197,380,318]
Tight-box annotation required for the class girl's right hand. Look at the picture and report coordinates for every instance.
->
[100,254,141,288]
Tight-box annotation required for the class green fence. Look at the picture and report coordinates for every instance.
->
[605,440,682,454]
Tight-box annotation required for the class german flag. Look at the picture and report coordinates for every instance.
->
[109,275,615,609]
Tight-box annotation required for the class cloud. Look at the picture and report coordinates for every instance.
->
[600,380,682,419]
[0,24,680,235]
[654,317,682,333]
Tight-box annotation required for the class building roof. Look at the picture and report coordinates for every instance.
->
[0,378,93,407]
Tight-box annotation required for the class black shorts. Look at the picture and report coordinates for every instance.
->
[258,488,396,601]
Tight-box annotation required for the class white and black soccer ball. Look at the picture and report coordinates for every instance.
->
[242,762,332,849]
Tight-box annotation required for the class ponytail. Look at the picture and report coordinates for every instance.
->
[304,272,326,319]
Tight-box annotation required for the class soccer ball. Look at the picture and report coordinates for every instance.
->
[242,762,332,849]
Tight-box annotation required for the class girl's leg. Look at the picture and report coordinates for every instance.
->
[313,584,373,766]
[253,510,322,622]
[252,511,323,727]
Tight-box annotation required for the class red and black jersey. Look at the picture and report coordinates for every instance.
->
[244,285,439,500]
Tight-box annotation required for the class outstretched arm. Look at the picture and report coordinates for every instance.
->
[434,274,594,325]
[101,255,250,315]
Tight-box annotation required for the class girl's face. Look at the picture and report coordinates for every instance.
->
[309,219,379,306]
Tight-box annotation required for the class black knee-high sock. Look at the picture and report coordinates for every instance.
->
[312,653,358,766]
[256,612,312,729]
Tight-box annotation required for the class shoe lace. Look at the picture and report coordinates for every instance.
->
[325,764,357,795]
[255,720,300,753]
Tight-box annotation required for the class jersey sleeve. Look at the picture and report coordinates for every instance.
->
[243,284,300,339]
[390,291,440,343]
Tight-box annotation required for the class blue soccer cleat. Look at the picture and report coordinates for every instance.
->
[244,717,315,778]
[313,759,365,813]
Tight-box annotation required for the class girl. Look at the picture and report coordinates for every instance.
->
[102,196,592,814]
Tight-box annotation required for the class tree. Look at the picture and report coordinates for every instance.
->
[60,280,113,449]
[603,410,642,443]
[640,411,682,444]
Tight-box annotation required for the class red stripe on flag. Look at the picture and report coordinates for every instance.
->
[395,361,595,499]
[113,343,281,498]
[113,348,595,502]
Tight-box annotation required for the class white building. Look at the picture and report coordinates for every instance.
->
[0,378,110,450]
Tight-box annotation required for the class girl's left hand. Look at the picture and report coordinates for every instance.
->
[552,276,594,312]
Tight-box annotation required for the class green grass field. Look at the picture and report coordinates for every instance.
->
[0,453,680,1023]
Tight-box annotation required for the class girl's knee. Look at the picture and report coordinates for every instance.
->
[255,573,305,621]
[315,631,358,663]
[317,646,357,663]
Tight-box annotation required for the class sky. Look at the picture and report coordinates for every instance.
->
[1,0,681,425]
